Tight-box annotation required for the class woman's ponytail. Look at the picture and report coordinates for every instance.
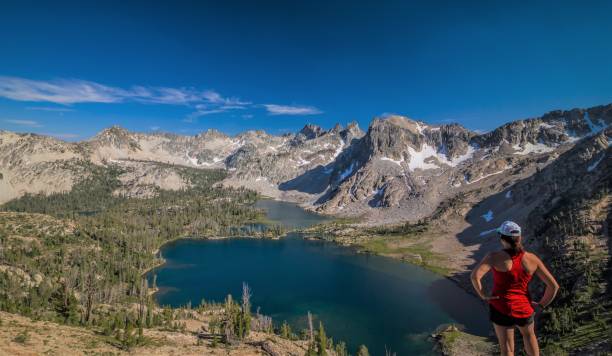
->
[500,234,523,255]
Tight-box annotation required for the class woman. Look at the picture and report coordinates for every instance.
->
[471,221,559,356]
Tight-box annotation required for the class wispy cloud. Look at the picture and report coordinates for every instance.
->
[0,76,322,122]
[0,76,249,108]
[183,104,228,122]
[264,104,322,116]
[0,76,123,104]
[150,126,160,131]
[4,119,43,127]
[26,106,75,112]
[202,90,250,106]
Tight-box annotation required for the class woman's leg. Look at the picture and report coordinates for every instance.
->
[493,323,515,356]
[517,322,539,356]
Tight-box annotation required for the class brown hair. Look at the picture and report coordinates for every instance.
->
[500,233,523,255]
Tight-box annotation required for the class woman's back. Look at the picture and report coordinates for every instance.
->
[489,250,535,318]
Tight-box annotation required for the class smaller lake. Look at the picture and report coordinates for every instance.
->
[254,199,331,228]
[149,200,490,355]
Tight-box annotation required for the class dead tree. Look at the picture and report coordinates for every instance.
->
[242,282,251,315]
[138,278,148,326]
[308,311,314,344]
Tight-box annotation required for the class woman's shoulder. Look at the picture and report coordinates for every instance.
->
[522,251,541,263]
[488,250,510,261]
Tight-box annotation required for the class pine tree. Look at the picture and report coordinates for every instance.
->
[305,342,317,356]
[241,283,252,338]
[357,345,370,356]
[335,341,348,356]
[316,321,328,356]
[280,320,292,339]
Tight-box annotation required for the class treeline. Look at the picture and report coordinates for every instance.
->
[0,162,284,341]
[528,185,611,354]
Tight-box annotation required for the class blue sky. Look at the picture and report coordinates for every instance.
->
[1,0,612,140]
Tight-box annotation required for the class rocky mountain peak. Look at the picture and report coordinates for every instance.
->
[342,121,364,139]
[98,125,130,136]
[91,125,141,150]
[298,124,325,139]
[338,122,364,144]
[196,128,228,140]
[473,105,611,152]
[365,116,427,159]
[424,124,475,160]
[376,115,425,132]
[330,123,343,134]
[346,121,360,130]
[94,125,136,141]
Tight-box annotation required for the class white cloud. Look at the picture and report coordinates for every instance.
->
[0,76,250,108]
[183,104,228,122]
[1,76,324,123]
[264,104,322,116]
[150,126,160,131]
[4,119,42,127]
[26,106,75,112]
[0,76,124,104]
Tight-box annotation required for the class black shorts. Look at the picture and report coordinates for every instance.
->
[489,305,534,327]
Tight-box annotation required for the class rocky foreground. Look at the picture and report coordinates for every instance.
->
[0,310,308,356]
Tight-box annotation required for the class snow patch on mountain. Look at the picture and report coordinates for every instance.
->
[338,162,357,181]
[447,145,476,166]
[332,140,344,159]
[584,112,608,135]
[587,154,604,172]
[406,144,476,172]
[406,144,440,171]
[380,156,404,166]
[479,228,498,237]
[481,210,494,222]
[466,167,511,184]
[513,142,556,155]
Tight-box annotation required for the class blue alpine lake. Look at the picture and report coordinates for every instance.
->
[148,199,490,355]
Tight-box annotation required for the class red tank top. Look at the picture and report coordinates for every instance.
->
[489,250,534,318]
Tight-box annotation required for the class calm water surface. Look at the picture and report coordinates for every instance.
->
[149,199,490,355]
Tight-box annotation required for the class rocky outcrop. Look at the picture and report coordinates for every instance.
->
[311,106,610,221]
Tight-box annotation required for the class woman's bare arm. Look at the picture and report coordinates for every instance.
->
[470,253,498,300]
[533,256,560,307]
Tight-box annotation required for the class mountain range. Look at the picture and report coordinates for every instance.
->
[1,104,610,225]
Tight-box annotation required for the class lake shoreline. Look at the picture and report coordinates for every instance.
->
[297,223,488,312]
[142,233,282,277]
[305,233,480,299]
